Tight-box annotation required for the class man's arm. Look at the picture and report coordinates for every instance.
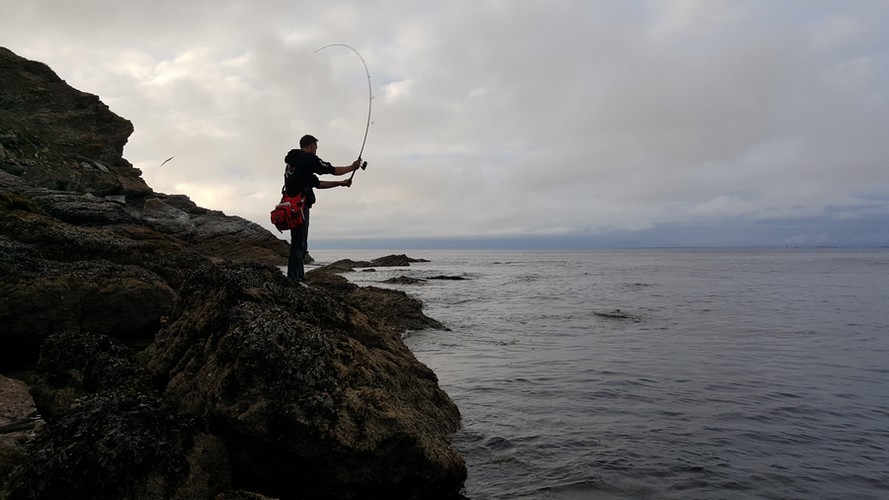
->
[317,179,352,189]
[330,159,363,176]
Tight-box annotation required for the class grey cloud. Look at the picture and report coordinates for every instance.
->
[2,0,888,246]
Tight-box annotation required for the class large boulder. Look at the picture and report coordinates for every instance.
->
[143,262,466,498]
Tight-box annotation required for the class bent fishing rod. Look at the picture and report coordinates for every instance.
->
[315,43,372,181]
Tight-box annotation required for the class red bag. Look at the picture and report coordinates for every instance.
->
[270,193,306,232]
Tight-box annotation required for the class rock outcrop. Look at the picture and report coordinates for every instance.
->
[0,47,465,499]
[0,46,288,268]
[142,263,462,498]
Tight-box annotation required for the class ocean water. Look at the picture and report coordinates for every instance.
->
[309,249,889,499]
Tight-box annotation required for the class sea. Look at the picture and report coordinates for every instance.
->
[307,248,889,500]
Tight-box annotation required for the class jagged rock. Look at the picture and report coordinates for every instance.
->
[0,47,288,265]
[29,189,139,225]
[0,47,148,196]
[143,262,465,498]
[190,212,289,263]
[141,196,196,237]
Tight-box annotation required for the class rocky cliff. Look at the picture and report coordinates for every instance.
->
[0,47,466,499]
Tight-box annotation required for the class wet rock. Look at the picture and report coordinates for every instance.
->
[347,285,448,332]
[317,254,431,274]
[309,267,447,331]
[370,254,430,267]
[316,258,373,273]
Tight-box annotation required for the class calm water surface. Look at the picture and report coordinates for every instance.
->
[311,249,889,499]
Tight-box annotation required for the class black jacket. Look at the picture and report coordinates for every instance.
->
[283,149,336,207]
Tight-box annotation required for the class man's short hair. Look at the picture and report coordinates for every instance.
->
[300,134,318,148]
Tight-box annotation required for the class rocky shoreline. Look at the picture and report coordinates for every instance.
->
[0,47,466,499]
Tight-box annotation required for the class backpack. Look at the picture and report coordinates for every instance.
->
[270,192,306,232]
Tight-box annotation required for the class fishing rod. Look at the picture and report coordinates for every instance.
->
[315,43,372,181]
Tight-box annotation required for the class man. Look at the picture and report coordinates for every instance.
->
[283,134,362,285]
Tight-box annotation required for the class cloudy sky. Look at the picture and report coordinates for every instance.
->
[3,0,888,248]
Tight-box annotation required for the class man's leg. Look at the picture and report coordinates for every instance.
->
[302,208,311,265]
[287,209,309,282]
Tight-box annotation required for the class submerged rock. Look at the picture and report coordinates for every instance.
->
[593,309,644,322]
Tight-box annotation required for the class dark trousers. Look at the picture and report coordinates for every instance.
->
[287,208,310,282]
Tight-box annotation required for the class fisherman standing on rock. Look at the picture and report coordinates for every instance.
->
[283,134,362,285]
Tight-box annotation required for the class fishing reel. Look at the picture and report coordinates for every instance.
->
[349,158,368,181]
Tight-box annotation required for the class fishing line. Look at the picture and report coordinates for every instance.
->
[315,43,372,180]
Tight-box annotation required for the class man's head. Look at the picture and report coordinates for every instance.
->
[300,134,318,152]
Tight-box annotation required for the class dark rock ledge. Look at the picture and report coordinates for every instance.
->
[0,47,465,499]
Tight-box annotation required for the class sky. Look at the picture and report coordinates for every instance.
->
[2,0,888,248]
